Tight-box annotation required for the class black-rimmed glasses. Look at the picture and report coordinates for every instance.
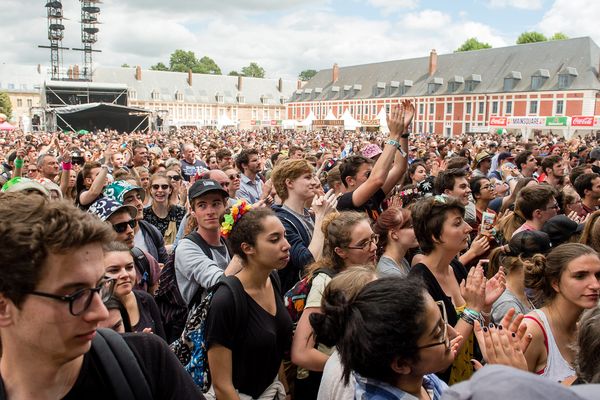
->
[346,234,379,250]
[29,278,116,316]
[417,301,449,349]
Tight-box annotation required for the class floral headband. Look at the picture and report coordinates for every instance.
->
[220,199,252,238]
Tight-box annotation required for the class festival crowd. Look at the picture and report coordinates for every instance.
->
[1,99,600,399]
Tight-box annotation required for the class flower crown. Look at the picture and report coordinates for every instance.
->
[220,199,252,238]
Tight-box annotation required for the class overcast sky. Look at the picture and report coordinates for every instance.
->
[2,0,599,80]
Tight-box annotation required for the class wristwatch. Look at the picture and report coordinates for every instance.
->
[385,139,407,158]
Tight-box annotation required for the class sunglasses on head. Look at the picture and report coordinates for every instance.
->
[112,219,136,233]
[152,184,170,190]
[167,174,181,181]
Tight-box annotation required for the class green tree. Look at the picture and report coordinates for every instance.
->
[228,70,241,76]
[169,49,198,72]
[299,69,317,81]
[0,92,13,120]
[241,62,265,78]
[121,63,130,68]
[516,31,547,44]
[193,56,221,75]
[550,32,569,40]
[150,62,169,71]
[455,38,492,52]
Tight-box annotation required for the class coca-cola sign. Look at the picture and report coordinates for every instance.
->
[571,116,594,127]
[489,117,507,126]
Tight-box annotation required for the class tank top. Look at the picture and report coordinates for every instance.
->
[523,309,575,382]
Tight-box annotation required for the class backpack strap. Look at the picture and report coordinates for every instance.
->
[185,231,215,261]
[92,329,153,400]
[130,247,150,288]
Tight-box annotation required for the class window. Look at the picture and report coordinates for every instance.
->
[445,127,452,137]
[466,102,472,114]
[8,83,14,90]
[27,99,32,108]
[385,104,391,113]
[446,103,452,114]
[419,103,424,115]
[556,100,564,114]
[175,91,183,101]
[17,99,22,107]
[263,109,269,119]
[364,105,368,114]
[151,90,159,100]
[216,95,224,103]
[465,123,471,133]
[531,76,546,90]
[237,94,245,104]
[506,101,512,114]
[492,101,498,114]
[275,109,280,119]
[529,100,538,114]
[129,89,137,100]
[429,103,434,114]
[448,82,461,92]
[478,102,484,114]
[372,105,377,114]
[427,83,440,94]
[418,122,423,132]
[503,78,515,91]
[428,122,434,133]
[465,81,478,92]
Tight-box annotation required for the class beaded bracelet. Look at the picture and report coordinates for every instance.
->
[460,308,485,327]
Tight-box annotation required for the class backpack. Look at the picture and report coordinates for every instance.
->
[283,268,334,327]
[91,329,152,400]
[155,231,231,344]
[130,247,151,290]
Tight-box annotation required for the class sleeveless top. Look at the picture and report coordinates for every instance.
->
[523,309,575,382]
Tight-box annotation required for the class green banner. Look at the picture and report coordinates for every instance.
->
[546,116,567,126]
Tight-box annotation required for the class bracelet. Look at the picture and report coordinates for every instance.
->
[14,158,24,169]
[62,162,72,171]
[460,308,485,326]
[385,139,407,158]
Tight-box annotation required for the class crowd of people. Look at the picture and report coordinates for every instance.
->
[1,99,600,399]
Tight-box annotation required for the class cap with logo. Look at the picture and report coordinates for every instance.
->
[188,179,229,202]
[88,197,138,222]
[104,180,146,203]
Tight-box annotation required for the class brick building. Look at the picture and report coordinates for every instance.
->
[287,37,600,138]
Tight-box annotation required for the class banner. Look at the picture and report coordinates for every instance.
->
[545,116,567,126]
[571,116,594,127]
[507,117,546,127]
[489,117,507,126]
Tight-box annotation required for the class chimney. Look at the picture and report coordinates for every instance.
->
[237,75,243,91]
[297,80,302,89]
[278,77,283,92]
[428,49,437,77]
[187,69,192,86]
[332,63,339,83]
[67,66,73,80]
[135,65,142,81]
[37,64,41,74]
[73,65,80,80]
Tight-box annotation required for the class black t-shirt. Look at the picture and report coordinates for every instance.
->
[206,276,293,398]
[336,188,386,221]
[133,289,166,340]
[0,333,203,400]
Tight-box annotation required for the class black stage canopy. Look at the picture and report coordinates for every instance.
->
[52,102,151,132]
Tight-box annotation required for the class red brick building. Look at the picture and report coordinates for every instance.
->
[287,37,600,138]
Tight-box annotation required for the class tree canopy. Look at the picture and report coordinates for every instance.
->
[550,32,569,40]
[150,62,169,71]
[0,92,13,120]
[516,32,547,44]
[299,69,318,81]
[455,38,492,52]
[149,50,222,74]
[240,62,265,78]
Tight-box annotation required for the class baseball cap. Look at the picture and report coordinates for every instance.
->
[507,230,552,257]
[188,179,228,202]
[474,151,492,166]
[498,152,515,163]
[542,215,585,246]
[88,197,138,222]
[362,144,383,160]
[589,147,600,161]
[1,177,50,197]
[104,180,146,203]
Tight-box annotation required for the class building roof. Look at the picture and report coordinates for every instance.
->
[289,36,600,103]
[93,67,298,105]
[0,64,46,93]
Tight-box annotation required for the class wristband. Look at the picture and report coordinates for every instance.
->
[14,158,24,169]
[385,139,407,158]
[62,162,72,171]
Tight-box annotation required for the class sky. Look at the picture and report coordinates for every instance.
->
[2,0,600,80]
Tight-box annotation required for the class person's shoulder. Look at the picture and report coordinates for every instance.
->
[133,289,154,302]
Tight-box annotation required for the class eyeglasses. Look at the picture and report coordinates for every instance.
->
[27,168,38,173]
[218,181,230,188]
[151,184,170,190]
[167,175,181,182]
[228,173,241,180]
[112,219,137,233]
[545,203,560,211]
[346,234,379,250]
[417,301,449,349]
[29,278,116,316]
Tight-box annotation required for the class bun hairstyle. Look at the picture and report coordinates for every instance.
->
[310,276,428,385]
[524,243,597,306]
[306,211,367,277]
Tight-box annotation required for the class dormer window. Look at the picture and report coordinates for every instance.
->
[503,71,521,91]
[558,67,578,89]
[215,92,224,103]
[465,74,481,92]
[531,69,550,90]
[448,76,464,92]
[175,91,184,101]
[151,90,159,100]
[236,93,245,104]
[427,77,443,95]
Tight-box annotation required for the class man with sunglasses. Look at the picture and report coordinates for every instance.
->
[89,197,161,295]
[0,192,203,399]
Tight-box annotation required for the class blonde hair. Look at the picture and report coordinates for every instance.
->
[271,159,314,201]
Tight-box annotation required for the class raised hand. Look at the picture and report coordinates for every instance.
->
[461,265,486,312]
[484,266,506,309]
[400,99,415,131]
[312,189,338,219]
[472,320,528,371]
[470,235,491,257]
[386,103,405,137]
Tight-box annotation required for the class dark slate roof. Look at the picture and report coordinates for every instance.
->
[289,36,600,103]
[93,67,297,105]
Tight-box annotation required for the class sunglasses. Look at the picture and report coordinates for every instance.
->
[151,184,170,190]
[28,168,38,173]
[167,175,182,181]
[112,219,136,233]
[228,173,241,180]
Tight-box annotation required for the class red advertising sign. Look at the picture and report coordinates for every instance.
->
[489,117,507,126]
[571,116,594,127]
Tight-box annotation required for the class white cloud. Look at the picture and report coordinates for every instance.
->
[488,0,543,10]
[0,0,507,80]
[537,0,600,43]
